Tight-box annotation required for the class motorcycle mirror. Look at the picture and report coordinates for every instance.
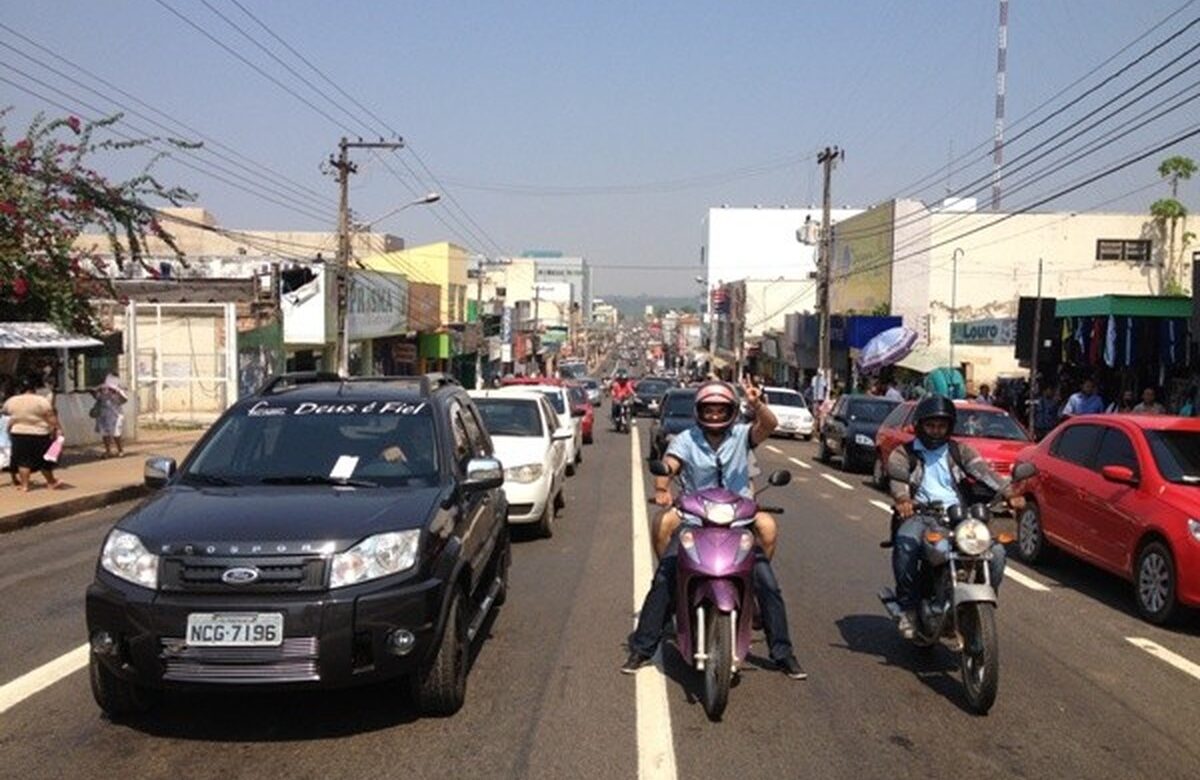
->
[968,503,991,521]
[947,505,965,522]
[1011,461,1037,482]
[647,460,671,477]
[767,469,791,487]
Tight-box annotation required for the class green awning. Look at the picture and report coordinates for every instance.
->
[1054,295,1191,319]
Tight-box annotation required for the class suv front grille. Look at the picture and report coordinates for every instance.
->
[160,636,319,683]
[159,557,327,593]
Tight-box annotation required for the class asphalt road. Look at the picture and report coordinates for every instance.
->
[1,420,1199,779]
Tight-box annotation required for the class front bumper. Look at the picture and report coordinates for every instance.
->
[502,475,552,523]
[86,568,445,691]
[775,418,813,436]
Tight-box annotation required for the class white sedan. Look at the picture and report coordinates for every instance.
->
[470,390,572,538]
[497,384,583,475]
[763,386,814,440]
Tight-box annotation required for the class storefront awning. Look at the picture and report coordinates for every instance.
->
[1055,295,1191,319]
[0,322,103,350]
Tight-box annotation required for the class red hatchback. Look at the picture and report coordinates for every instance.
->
[873,400,1033,492]
[1013,414,1200,624]
[565,382,594,444]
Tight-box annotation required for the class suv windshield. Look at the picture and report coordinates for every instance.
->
[664,392,696,417]
[1146,430,1200,485]
[955,409,1029,441]
[475,398,544,437]
[765,390,806,408]
[184,400,439,487]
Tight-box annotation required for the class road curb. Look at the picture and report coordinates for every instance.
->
[0,485,148,534]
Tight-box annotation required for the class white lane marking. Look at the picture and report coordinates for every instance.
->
[869,500,893,514]
[1126,637,1200,682]
[765,445,783,454]
[820,473,854,491]
[787,457,812,471]
[1005,568,1051,592]
[631,432,678,780]
[0,644,89,715]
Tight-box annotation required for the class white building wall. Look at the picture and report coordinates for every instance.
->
[903,209,1174,384]
[742,279,817,337]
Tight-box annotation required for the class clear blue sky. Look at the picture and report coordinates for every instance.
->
[2,1,1197,295]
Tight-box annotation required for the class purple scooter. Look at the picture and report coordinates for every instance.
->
[648,461,791,720]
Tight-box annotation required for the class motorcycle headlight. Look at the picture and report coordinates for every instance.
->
[504,463,544,483]
[854,433,875,447]
[703,501,736,525]
[100,529,159,589]
[330,530,420,588]
[954,518,992,556]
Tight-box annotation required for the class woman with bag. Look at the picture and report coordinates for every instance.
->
[91,371,128,458]
[1,374,64,492]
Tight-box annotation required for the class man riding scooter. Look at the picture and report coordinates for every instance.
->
[622,378,806,679]
[887,394,1025,638]
[610,370,636,430]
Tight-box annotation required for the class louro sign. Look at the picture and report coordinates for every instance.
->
[950,318,1017,346]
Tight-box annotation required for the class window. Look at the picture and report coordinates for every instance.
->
[1096,239,1151,263]
[1050,423,1102,468]
[1146,430,1200,484]
[1094,428,1139,476]
[461,405,491,457]
[881,404,910,429]
[449,404,472,471]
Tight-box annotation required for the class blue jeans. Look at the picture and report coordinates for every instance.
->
[629,546,795,662]
[891,516,1006,610]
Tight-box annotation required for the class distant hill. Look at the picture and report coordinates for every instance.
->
[601,295,699,318]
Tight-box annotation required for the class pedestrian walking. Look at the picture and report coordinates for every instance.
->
[91,371,128,457]
[1,374,65,492]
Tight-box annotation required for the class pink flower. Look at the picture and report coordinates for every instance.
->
[66,116,81,133]
[12,277,28,299]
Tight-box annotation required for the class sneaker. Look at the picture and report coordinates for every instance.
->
[777,655,808,680]
[896,610,917,640]
[620,651,652,674]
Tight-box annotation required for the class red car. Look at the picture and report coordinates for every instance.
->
[1013,414,1200,624]
[873,400,1033,492]
[565,382,594,444]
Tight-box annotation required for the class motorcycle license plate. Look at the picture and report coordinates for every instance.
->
[186,613,283,647]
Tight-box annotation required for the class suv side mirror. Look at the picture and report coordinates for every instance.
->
[463,457,504,491]
[145,457,177,489]
[767,469,791,487]
[1011,461,1038,482]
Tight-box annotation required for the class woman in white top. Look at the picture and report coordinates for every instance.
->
[91,372,129,457]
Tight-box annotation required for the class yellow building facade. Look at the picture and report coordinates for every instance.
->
[358,241,470,327]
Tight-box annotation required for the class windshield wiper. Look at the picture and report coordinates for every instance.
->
[260,475,379,488]
[183,472,239,487]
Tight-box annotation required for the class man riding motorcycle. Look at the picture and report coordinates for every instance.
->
[622,378,805,679]
[610,370,636,428]
[887,394,1026,639]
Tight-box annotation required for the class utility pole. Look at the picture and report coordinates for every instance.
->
[816,146,843,400]
[330,136,404,376]
[474,256,488,389]
[992,0,1009,210]
[1027,257,1043,433]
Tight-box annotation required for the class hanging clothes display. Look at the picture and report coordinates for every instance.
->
[1104,315,1117,367]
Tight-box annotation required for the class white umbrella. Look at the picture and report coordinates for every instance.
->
[857,326,919,372]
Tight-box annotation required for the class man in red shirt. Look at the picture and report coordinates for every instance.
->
[610,370,636,428]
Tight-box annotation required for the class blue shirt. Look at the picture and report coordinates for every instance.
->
[912,439,960,509]
[1062,391,1104,416]
[666,423,754,499]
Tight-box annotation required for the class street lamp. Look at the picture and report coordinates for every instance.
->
[949,247,963,371]
[355,192,441,230]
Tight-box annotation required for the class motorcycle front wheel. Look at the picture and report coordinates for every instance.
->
[958,602,999,715]
[702,609,733,721]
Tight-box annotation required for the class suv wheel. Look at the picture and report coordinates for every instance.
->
[89,654,157,719]
[493,527,511,607]
[413,589,468,716]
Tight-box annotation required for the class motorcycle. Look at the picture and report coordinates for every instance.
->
[648,460,790,720]
[614,398,633,433]
[878,461,1036,715]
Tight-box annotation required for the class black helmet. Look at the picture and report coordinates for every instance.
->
[913,394,956,449]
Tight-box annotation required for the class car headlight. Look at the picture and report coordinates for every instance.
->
[704,501,736,525]
[504,463,544,483]
[330,530,420,588]
[1189,518,1200,543]
[854,433,875,447]
[954,518,992,556]
[100,529,159,589]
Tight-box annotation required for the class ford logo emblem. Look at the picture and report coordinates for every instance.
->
[221,566,260,585]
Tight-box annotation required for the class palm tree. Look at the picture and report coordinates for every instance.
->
[1151,156,1196,295]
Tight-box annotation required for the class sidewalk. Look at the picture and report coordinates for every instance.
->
[0,427,207,533]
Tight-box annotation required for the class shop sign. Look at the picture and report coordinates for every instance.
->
[347,271,407,340]
[950,318,1017,345]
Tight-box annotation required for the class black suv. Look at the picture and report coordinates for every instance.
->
[86,373,509,718]
[633,377,674,417]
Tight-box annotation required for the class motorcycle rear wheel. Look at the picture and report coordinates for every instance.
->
[702,610,733,721]
[958,602,999,715]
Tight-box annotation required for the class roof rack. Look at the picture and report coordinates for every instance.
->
[257,372,461,397]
